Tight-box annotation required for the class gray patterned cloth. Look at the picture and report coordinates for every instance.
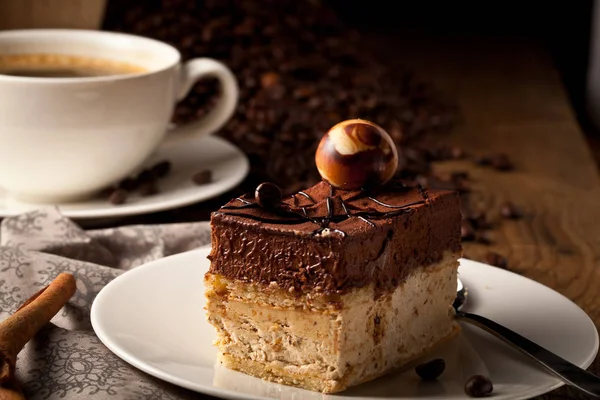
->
[0,207,215,400]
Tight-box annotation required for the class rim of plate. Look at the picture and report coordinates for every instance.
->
[457,258,599,399]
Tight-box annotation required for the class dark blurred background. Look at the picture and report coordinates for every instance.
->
[327,1,596,137]
[100,1,599,188]
[102,0,600,168]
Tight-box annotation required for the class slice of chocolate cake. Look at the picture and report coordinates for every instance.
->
[205,119,462,393]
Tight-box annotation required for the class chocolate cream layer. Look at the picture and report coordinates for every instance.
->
[208,181,461,294]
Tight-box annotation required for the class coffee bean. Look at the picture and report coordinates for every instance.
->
[467,212,492,230]
[492,153,514,171]
[461,220,475,241]
[192,170,212,185]
[293,86,314,99]
[485,251,508,269]
[500,201,523,219]
[260,72,280,88]
[118,177,138,191]
[451,146,466,159]
[151,160,172,178]
[138,181,159,196]
[415,358,445,381]
[473,155,492,166]
[109,188,128,205]
[255,182,282,209]
[307,97,322,108]
[475,230,493,244]
[464,375,493,397]
[136,169,156,184]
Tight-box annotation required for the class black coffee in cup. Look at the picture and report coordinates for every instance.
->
[0,53,146,77]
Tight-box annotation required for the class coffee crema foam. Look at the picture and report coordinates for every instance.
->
[0,53,147,77]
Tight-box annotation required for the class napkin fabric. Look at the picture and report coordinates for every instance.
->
[0,208,213,400]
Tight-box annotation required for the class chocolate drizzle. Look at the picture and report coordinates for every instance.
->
[215,180,431,237]
[297,191,315,204]
[221,198,259,209]
[366,196,423,209]
[359,216,376,227]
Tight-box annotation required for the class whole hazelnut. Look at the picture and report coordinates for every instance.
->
[315,119,398,190]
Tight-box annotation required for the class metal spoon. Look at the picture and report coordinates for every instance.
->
[455,278,600,398]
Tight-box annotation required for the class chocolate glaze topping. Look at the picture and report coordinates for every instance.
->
[209,180,462,295]
[216,180,428,237]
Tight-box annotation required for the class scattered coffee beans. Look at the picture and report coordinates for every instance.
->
[108,160,174,204]
[255,182,282,209]
[415,358,446,381]
[192,170,212,185]
[464,375,493,397]
[108,188,128,205]
[485,251,508,269]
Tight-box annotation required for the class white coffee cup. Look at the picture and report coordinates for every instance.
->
[0,29,239,203]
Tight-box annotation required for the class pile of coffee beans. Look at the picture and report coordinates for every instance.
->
[103,1,519,266]
[103,0,456,194]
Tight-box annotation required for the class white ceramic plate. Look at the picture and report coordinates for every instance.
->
[91,247,599,400]
[0,135,248,219]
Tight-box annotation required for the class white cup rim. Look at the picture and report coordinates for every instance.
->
[0,29,181,84]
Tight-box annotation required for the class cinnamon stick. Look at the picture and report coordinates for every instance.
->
[0,273,76,400]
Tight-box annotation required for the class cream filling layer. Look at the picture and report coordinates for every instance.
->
[205,252,459,392]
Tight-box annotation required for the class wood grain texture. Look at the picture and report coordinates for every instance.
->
[365,34,600,399]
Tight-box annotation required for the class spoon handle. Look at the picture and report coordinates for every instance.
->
[457,310,600,398]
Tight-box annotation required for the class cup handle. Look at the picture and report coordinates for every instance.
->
[164,58,238,145]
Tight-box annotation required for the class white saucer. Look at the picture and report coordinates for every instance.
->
[0,136,249,219]
[91,248,599,400]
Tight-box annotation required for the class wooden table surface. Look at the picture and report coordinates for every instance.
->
[368,34,600,399]
[99,34,600,399]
